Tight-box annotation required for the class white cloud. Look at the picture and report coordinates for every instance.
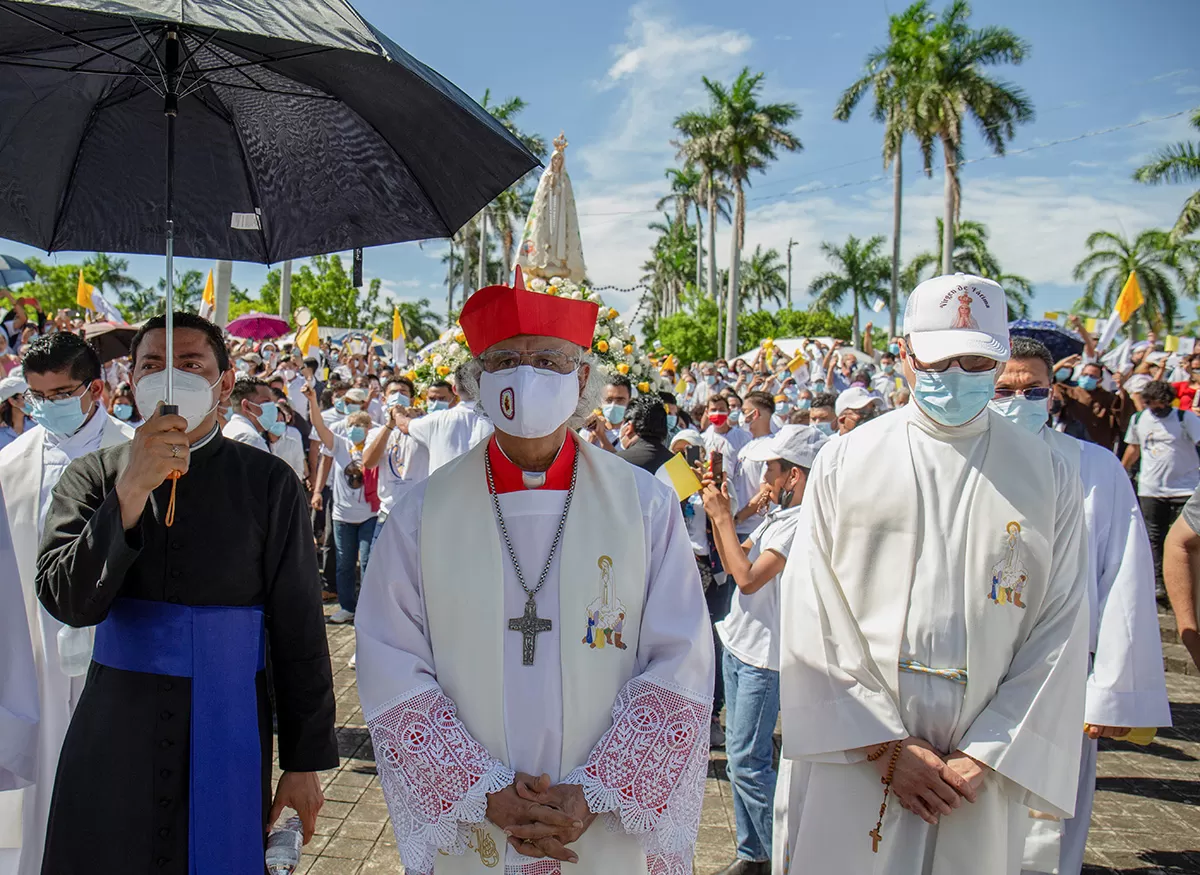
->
[1070,160,1103,168]
[1177,85,1200,95]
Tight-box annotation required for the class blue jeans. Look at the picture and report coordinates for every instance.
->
[333,517,377,614]
[722,649,780,862]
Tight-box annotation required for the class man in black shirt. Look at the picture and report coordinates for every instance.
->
[617,393,675,474]
[36,312,337,875]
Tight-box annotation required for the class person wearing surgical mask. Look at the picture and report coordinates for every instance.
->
[362,376,430,533]
[580,374,633,452]
[31,312,338,875]
[615,394,674,474]
[806,392,838,436]
[325,410,382,624]
[264,397,308,482]
[223,376,279,452]
[988,336,1170,875]
[1053,359,1128,451]
[108,381,142,427]
[775,275,1088,875]
[355,273,713,874]
[382,376,492,475]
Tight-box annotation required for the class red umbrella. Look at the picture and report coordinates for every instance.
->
[225,312,290,340]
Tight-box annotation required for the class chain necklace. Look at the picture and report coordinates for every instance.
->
[485,446,579,665]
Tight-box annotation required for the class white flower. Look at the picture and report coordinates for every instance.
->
[432,353,444,366]
[530,278,548,292]
[448,342,462,355]
[548,276,566,287]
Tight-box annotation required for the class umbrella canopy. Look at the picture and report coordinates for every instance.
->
[79,320,136,363]
[226,311,290,340]
[0,255,35,288]
[0,0,538,262]
[1008,319,1084,364]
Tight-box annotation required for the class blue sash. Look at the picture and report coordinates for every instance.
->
[93,598,267,875]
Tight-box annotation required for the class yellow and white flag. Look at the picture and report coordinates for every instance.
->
[656,452,702,501]
[77,270,125,323]
[1096,271,1145,351]
[296,317,320,355]
[198,270,215,320]
[392,306,408,366]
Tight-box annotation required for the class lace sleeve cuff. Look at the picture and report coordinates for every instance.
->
[563,674,711,855]
[366,684,514,874]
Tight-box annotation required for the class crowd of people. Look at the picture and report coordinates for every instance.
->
[0,269,1197,875]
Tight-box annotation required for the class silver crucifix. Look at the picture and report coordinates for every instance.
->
[508,596,552,666]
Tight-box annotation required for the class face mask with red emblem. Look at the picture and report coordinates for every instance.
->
[480,366,580,439]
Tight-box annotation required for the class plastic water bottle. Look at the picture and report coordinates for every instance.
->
[57,625,93,677]
[265,814,304,875]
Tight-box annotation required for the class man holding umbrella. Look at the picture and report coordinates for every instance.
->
[35,313,338,875]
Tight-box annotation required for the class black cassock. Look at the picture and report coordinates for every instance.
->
[35,430,338,875]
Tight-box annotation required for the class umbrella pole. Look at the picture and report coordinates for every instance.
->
[163,28,179,409]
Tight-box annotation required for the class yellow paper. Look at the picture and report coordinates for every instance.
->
[392,306,405,342]
[1083,725,1157,746]
[1116,272,1144,323]
[787,353,806,373]
[1085,317,1098,333]
[1043,311,1059,321]
[1165,335,1180,352]
[661,452,702,501]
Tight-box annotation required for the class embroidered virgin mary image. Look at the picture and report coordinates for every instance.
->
[583,555,627,649]
[989,521,1029,609]
[951,290,980,330]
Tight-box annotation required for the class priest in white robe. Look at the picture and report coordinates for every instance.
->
[356,268,713,875]
[775,274,1089,875]
[0,333,133,875]
[0,497,37,794]
[985,336,1171,875]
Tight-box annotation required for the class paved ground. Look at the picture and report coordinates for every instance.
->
[286,616,1200,874]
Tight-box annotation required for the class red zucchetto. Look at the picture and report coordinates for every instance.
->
[459,266,599,355]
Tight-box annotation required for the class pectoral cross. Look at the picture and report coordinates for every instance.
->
[869,827,882,853]
[509,596,552,666]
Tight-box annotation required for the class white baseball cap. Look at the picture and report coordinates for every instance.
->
[669,428,705,450]
[903,273,1010,364]
[740,424,828,468]
[0,373,26,403]
[835,386,877,417]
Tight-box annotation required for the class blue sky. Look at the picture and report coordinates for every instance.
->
[3,0,1199,328]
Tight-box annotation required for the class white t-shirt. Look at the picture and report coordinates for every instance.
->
[715,504,804,671]
[1124,374,1152,398]
[271,426,307,480]
[681,492,709,556]
[331,430,380,524]
[222,413,268,452]
[733,434,771,536]
[1125,408,1200,498]
[408,402,493,474]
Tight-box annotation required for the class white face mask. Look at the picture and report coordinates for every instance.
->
[134,368,222,431]
[480,365,579,439]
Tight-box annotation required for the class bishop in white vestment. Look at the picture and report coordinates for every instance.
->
[0,334,133,875]
[985,337,1171,875]
[356,271,713,875]
[775,275,1089,875]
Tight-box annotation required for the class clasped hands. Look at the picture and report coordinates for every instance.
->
[486,773,597,863]
[868,737,989,826]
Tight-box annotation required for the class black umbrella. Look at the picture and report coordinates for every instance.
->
[79,320,137,363]
[0,0,538,401]
[1008,319,1084,363]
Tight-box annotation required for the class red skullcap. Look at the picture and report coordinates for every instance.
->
[459,266,599,356]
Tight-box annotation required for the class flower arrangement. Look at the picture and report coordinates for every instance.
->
[407,277,666,395]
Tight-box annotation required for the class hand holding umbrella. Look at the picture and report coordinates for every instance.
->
[113,403,190,530]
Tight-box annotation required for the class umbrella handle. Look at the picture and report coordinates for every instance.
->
[161,403,182,527]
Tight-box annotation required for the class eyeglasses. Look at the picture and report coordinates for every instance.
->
[993,387,1052,401]
[479,349,581,375]
[26,382,86,404]
[910,353,997,373]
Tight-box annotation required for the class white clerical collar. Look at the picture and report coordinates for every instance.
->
[191,424,221,450]
[45,406,107,457]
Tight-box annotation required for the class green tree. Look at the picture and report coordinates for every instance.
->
[682,68,801,358]
[809,235,891,349]
[395,298,442,347]
[641,215,700,321]
[17,257,84,315]
[1133,108,1200,242]
[835,1,937,336]
[906,218,1033,317]
[673,114,728,337]
[654,290,720,368]
[1072,229,1193,334]
[911,1,1034,273]
[257,254,384,330]
[739,245,787,310]
[83,253,140,302]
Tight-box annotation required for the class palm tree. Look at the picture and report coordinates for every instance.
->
[1073,229,1193,335]
[1133,108,1200,242]
[691,68,801,358]
[154,270,206,314]
[674,113,729,351]
[905,218,1033,317]
[396,298,441,345]
[83,253,140,302]
[475,90,548,287]
[641,215,699,320]
[740,245,787,310]
[911,1,1034,274]
[809,235,890,348]
[835,1,936,336]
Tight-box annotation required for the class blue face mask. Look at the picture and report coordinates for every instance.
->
[254,401,279,430]
[343,403,362,415]
[796,399,811,411]
[113,403,134,421]
[888,343,900,356]
[882,364,895,375]
[705,375,717,386]
[602,402,627,424]
[347,425,367,444]
[1054,368,1073,383]
[989,396,1049,434]
[666,414,678,430]
[776,402,791,415]
[334,398,347,414]
[427,399,450,412]
[1077,375,1099,391]
[811,381,825,393]
[267,420,288,438]
[911,366,995,427]
[29,393,90,437]
[387,393,410,409]
[814,421,835,436]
